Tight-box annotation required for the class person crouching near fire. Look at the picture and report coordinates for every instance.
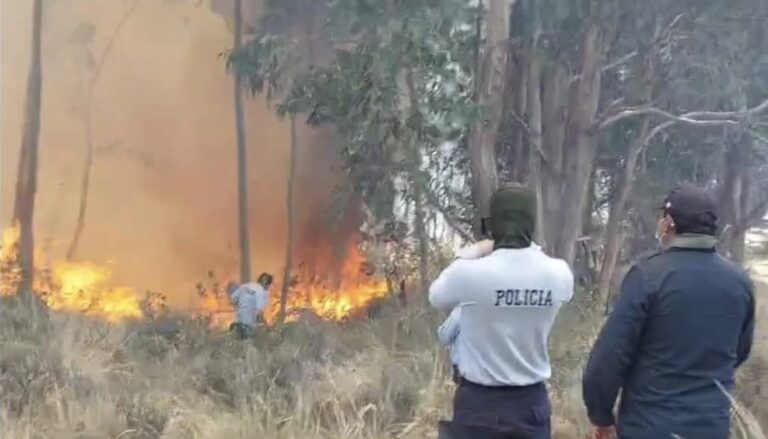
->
[228,272,273,339]
[429,184,574,439]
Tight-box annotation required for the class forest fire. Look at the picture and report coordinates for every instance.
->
[40,261,144,322]
[0,224,22,296]
[1,222,389,326]
[194,243,389,327]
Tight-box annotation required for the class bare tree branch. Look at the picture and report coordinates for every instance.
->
[601,51,637,73]
[595,106,745,132]
[90,0,139,89]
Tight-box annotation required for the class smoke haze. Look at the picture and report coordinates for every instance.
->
[1,0,348,308]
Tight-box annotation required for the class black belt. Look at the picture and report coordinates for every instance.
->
[457,376,545,393]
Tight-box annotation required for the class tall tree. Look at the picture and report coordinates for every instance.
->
[67,1,138,260]
[467,0,512,237]
[13,0,44,294]
[233,0,251,283]
[279,115,298,323]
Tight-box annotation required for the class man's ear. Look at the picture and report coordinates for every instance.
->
[666,215,676,232]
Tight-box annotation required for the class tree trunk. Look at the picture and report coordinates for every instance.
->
[526,50,545,246]
[550,23,603,265]
[233,0,251,282]
[538,63,568,251]
[597,115,651,299]
[67,100,94,261]
[279,115,298,323]
[414,173,429,297]
[67,0,137,260]
[597,48,655,299]
[405,69,430,297]
[13,0,44,295]
[718,132,752,262]
[468,0,514,237]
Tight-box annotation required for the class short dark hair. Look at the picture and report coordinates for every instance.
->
[257,273,274,287]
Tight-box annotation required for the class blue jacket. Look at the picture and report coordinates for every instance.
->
[583,240,755,439]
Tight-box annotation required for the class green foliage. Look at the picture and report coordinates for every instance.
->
[229,0,477,236]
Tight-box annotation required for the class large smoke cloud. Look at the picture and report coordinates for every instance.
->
[1,0,352,308]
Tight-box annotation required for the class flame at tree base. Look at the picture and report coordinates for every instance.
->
[1,223,390,326]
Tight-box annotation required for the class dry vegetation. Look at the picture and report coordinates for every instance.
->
[1,280,765,439]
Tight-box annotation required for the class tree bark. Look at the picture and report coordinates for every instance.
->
[13,0,44,294]
[527,50,545,246]
[233,0,252,282]
[597,47,655,299]
[597,115,651,299]
[468,0,514,237]
[718,133,751,262]
[553,23,603,265]
[414,171,430,298]
[405,69,430,298]
[67,0,137,260]
[279,115,298,323]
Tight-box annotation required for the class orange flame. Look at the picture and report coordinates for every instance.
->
[2,223,389,326]
[39,261,143,322]
[1,223,22,297]
[195,246,389,327]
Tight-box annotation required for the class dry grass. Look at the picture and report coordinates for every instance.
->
[1,283,765,439]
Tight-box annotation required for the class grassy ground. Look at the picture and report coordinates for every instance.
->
[1,282,765,439]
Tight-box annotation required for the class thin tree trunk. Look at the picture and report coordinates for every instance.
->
[597,115,651,299]
[510,58,528,182]
[405,69,430,297]
[67,101,94,260]
[553,23,603,265]
[467,0,513,237]
[597,45,655,299]
[13,0,44,295]
[731,173,749,263]
[67,0,137,260]
[234,0,251,282]
[279,115,298,324]
[414,175,429,297]
[527,51,545,246]
[538,63,568,252]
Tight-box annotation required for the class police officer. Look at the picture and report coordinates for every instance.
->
[582,184,755,439]
[429,184,574,439]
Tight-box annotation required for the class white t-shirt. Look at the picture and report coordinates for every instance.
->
[429,243,573,386]
[230,283,270,327]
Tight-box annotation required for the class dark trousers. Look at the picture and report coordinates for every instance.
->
[452,378,551,439]
[229,322,253,340]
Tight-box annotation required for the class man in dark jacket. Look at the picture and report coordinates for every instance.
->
[582,184,755,439]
